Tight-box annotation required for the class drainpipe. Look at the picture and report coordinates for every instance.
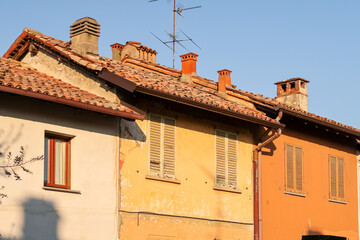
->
[254,111,283,240]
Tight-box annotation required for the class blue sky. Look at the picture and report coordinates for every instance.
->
[1,0,359,129]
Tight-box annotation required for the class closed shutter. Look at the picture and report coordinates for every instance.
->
[295,147,303,191]
[163,117,176,178]
[330,155,337,197]
[338,158,344,199]
[286,145,294,190]
[216,130,226,186]
[149,115,161,175]
[227,133,237,188]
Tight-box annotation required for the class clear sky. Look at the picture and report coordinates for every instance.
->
[1,0,359,129]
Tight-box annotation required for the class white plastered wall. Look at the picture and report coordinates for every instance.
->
[0,93,120,240]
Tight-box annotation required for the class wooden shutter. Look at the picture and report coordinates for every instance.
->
[227,133,237,188]
[338,158,344,199]
[216,130,226,186]
[286,145,294,190]
[149,115,161,176]
[330,155,337,197]
[163,117,176,178]
[295,147,302,191]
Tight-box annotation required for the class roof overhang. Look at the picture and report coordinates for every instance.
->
[280,108,360,138]
[136,86,284,129]
[0,84,145,120]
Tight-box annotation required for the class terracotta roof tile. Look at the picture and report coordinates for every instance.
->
[231,88,360,132]
[4,30,276,124]
[5,28,359,133]
[99,57,277,124]
[0,57,143,119]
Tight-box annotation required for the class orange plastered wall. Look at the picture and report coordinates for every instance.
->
[261,127,359,240]
[119,110,255,240]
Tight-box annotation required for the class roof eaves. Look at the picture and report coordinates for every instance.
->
[0,84,144,120]
[3,31,29,59]
[136,85,284,129]
[280,107,360,138]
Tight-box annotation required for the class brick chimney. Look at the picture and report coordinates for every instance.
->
[275,77,309,111]
[180,52,198,83]
[70,17,100,60]
[111,43,124,61]
[111,41,157,63]
[218,69,232,94]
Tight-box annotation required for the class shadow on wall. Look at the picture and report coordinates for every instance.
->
[0,198,59,240]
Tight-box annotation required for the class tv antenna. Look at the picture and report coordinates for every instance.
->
[150,0,201,68]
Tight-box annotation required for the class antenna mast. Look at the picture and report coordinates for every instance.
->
[150,0,201,68]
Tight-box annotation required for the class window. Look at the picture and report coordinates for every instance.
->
[215,130,237,189]
[44,134,71,189]
[149,114,176,179]
[329,155,345,201]
[285,143,303,193]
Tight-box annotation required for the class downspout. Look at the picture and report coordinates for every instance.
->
[254,111,283,240]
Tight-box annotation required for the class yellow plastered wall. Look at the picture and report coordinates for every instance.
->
[119,111,255,240]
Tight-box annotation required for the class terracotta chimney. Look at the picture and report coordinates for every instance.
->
[180,52,198,83]
[111,43,124,61]
[217,69,232,94]
[275,77,309,111]
[70,17,100,60]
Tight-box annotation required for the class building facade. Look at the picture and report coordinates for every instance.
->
[253,78,360,240]
[1,17,359,240]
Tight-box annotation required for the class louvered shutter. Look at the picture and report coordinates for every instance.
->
[338,158,344,199]
[149,115,162,176]
[216,130,226,186]
[330,155,337,197]
[286,145,294,190]
[163,117,176,178]
[295,147,302,191]
[227,133,237,188]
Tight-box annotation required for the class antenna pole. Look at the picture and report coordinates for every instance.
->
[173,0,176,68]
[149,0,201,69]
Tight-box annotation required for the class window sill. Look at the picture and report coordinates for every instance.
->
[43,186,81,194]
[213,186,242,194]
[328,199,347,204]
[284,191,306,197]
[145,175,180,184]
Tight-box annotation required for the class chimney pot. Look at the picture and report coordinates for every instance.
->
[111,43,124,61]
[70,17,100,60]
[217,69,232,94]
[180,52,198,76]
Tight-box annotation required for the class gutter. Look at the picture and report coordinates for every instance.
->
[253,111,283,240]
[0,85,145,120]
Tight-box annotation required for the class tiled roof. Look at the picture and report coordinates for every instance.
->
[4,28,104,72]
[0,57,144,119]
[3,28,279,126]
[231,88,360,133]
[102,56,279,124]
[4,28,359,134]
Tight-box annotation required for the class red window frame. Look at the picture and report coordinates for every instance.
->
[45,136,71,189]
